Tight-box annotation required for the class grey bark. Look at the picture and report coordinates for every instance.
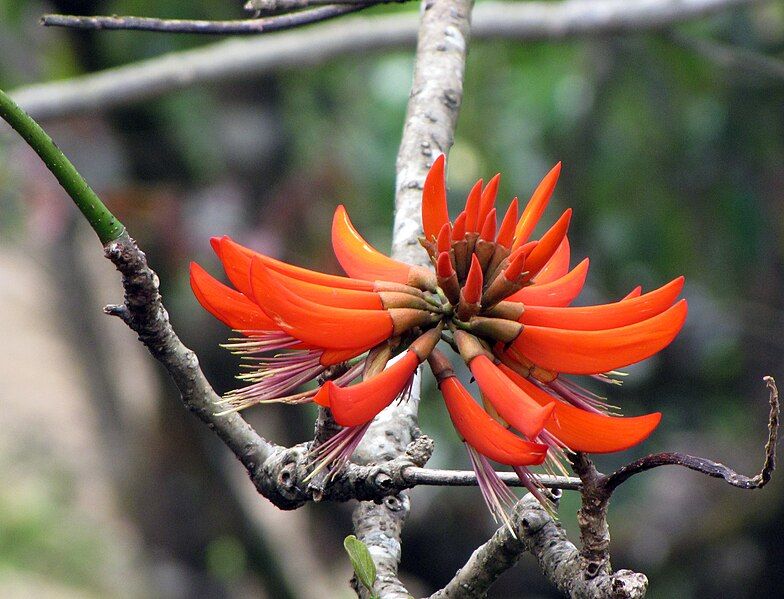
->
[428,494,648,599]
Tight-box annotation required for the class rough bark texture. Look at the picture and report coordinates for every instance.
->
[103,232,273,473]
[350,1,474,597]
[429,494,647,599]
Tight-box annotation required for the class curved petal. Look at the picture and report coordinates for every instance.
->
[331,205,421,286]
[532,236,570,284]
[249,256,394,350]
[422,154,449,242]
[498,364,662,453]
[521,277,684,330]
[322,351,419,426]
[469,355,555,439]
[622,286,643,300]
[522,209,571,280]
[250,265,385,311]
[214,235,375,292]
[477,173,500,229]
[506,258,589,307]
[496,197,519,248]
[320,348,367,367]
[439,376,548,466]
[189,262,276,331]
[463,179,483,233]
[511,300,688,375]
[512,162,561,248]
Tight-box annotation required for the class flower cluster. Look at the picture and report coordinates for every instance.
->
[190,156,686,522]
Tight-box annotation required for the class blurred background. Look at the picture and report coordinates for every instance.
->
[1,1,783,597]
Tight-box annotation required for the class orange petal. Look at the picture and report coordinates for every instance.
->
[189,262,276,331]
[249,256,393,350]
[512,300,688,375]
[521,277,684,330]
[332,205,416,285]
[320,348,365,367]
[479,208,497,242]
[522,209,571,280]
[512,162,561,248]
[533,236,570,284]
[504,248,527,281]
[452,211,467,240]
[422,154,449,242]
[622,286,643,300]
[498,364,662,453]
[464,179,483,233]
[469,355,555,439]
[253,268,385,311]
[439,375,548,466]
[215,236,375,292]
[326,351,419,426]
[477,173,500,229]
[436,222,452,254]
[437,251,455,278]
[506,258,589,306]
[463,254,483,305]
[496,197,519,248]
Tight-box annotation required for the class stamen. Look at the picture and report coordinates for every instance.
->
[306,421,373,483]
[466,444,517,534]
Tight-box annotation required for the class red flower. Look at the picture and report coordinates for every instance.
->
[190,155,687,522]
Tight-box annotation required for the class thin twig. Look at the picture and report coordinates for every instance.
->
[246,0,405,15]
[603,376,779,493]
[13,0,770,121]
[666,31,784,83]
[41,4,371,35]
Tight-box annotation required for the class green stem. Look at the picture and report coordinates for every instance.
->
[0,87,124,243]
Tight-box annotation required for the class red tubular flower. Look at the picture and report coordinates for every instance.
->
[434,364,548,466]
[467,355,554,439]
[496,197,518,249]
[190,262,276,331]
[623,286,643,300]
[520,277,684,330]
[532,236,570,284]
[507,258,590,306]
[316,351,419,426]
[463,179,484,233]
[498,363,661,453]
[248,257,394,351]
[422,153,449,241]
[512,300,687,375]
[191,156,687,521]
[332,205,437,291]
[512,162,562,248]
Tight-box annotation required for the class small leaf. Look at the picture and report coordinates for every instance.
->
[343,535,377,593]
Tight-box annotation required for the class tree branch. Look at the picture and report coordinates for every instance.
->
[11,0,770,122]
[41,4,372,35]
[428,493,648,599]
[603,376,779,493]
[347,1,474,597]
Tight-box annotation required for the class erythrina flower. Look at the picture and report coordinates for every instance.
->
[190,155,687,525]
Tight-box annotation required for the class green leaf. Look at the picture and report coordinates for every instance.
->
[343,535,377,593]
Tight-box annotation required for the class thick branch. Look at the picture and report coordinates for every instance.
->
[428,494,647,599]
[12,0,769,121]
[348,1,473,597]
[41,5,371,35]
[102,232,276,472]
